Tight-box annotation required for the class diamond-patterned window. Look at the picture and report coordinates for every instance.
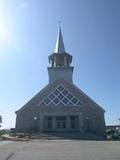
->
[58,94,64,99]
[62,90,68,95]
[41,102,45,105]
[53,98,59,104]
[40,85,82,106]
[49,94,55,99]
[63,98,69,104]
[77,101,82,105]
[71,98,78,104]
[68,102,73,105]
[53,89,59,96]
[49,102,54,106]
[44,98,50,104]
[67,93,73,99]
[57,86,64,91]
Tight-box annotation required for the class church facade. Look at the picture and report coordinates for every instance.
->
[15,27,106,137]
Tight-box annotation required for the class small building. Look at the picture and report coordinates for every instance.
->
[15,27,106,137]
[106,125,120,132]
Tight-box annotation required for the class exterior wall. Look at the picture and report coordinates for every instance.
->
[16,105,83,133]
[82,108,106,136]
[16,105,105,136]
[16,106,41,133]
[47,67,74,83]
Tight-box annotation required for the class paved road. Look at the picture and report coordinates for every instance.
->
[0,140,120,160]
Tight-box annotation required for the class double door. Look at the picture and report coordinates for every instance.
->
[56,117,66,131]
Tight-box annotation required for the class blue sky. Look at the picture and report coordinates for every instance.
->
[0,0,120,129]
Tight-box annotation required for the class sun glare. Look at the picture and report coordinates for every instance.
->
[0,2,15,61]
[0,2,14,44]
[0,5,9,39]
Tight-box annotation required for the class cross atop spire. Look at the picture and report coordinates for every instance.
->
[54,25,66,54]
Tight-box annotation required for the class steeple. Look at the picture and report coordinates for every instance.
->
[54,27,65,53]
[48,26,74,83]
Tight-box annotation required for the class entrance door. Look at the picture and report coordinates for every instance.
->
[56,117,66,131]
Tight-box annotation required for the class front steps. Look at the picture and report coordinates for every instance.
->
[31,132,106,140]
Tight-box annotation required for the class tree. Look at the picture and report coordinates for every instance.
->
[0,115,2,128]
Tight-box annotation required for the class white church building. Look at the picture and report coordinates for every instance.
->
[15,27,106,138]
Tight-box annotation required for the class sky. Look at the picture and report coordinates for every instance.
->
[0,0,120,129]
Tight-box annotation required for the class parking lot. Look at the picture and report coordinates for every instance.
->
[0,140,120,160]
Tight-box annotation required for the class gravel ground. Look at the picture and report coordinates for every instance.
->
[0,140,120,160]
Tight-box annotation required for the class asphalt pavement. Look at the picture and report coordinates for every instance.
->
[0,140,120,160]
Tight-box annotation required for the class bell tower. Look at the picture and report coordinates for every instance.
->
[48,26,74,83]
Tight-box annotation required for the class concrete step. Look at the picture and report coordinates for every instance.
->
[31,132,106,140]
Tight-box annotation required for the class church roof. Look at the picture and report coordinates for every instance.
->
[16,76,105,114]
[54,26,66,53]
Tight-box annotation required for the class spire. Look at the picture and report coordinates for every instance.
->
[48,25,73,83]
[54,26,66,53]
